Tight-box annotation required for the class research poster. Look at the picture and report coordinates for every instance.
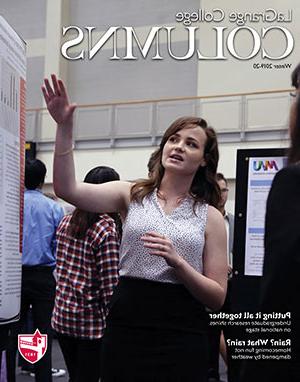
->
[0,16,26,323]
[244,156,286,276]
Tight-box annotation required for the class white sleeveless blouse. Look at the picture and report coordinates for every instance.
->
[119,190,208,284]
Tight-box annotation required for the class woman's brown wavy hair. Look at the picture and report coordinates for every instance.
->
[131,116,221,208]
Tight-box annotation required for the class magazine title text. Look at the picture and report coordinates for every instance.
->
[61,8,294,61]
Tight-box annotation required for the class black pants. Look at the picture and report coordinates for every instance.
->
[207,323,221,380]
[6,266,55,382]
[57,333,102,382]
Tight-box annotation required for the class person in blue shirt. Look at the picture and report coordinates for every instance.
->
[7,159,64,382]
[22,160,64,267]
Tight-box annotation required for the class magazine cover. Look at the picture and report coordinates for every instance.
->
[1,0,299,381]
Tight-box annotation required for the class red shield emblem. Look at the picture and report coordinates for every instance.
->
[18,329,48,364]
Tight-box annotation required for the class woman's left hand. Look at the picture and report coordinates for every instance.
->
[141,232,183,269]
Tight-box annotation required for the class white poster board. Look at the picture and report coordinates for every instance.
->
[244,156,286,276]
[0,16,26,323]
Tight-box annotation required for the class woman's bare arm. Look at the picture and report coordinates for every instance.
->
[42,74,131,216]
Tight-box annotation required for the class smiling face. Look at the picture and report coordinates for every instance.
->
[161,126,207,176]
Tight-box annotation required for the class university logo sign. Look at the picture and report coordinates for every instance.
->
[253,160,278,172]
[18,329,47,364]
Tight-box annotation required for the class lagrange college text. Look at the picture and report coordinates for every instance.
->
[61,8,293,61]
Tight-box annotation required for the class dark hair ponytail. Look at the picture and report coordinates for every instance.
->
[68,166,122,239]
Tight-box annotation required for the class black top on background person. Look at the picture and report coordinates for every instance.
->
[258,66,300,382]
[240,64,300,382]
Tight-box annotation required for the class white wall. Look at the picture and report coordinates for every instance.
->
[198,0,300,95]
[1,0,298,214]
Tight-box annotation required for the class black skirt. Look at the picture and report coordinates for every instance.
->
[101,277,209,382]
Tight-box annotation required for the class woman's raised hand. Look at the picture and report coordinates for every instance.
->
[42,74,76,126]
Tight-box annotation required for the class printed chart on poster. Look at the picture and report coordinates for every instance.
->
[0,16,26,323]
[244,156,287,276]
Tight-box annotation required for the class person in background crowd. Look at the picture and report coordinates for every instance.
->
[240,63,300,382]
[42,74,227,381]
[53,166,120,382]
[208,173,234,382]
[216,173,234,277]
[19,191,66,378]
[7,159,65,382]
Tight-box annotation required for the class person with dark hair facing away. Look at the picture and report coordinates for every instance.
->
[53,166,120,382]
[42,75,227,381]
[6,159,64,382]
[258,62,300,381]
[240,65,300,382]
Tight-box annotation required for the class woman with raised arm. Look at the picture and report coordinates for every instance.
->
[42,74,227,381]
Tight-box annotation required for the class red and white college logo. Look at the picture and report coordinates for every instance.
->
[18,329,48,364]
